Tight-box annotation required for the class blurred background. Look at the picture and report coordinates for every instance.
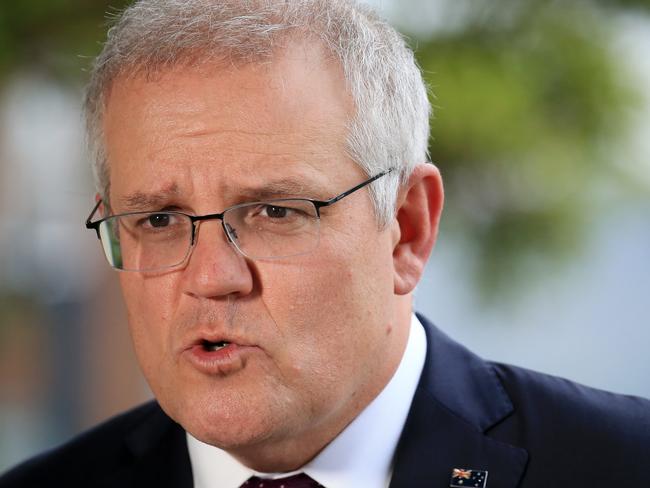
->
[1,0,649,473]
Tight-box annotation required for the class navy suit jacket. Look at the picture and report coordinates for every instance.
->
[2,314,649,487]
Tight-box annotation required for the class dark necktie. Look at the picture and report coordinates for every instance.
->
[240,473,324,488]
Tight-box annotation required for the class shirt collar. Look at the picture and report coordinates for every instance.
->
[187,313,427,488]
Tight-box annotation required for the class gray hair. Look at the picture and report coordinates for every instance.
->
[84,0,431,226]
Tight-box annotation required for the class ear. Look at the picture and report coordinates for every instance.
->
[94,192,105,216]
[392,163,444,295]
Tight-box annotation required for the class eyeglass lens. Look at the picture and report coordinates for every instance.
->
[98,199,321,271]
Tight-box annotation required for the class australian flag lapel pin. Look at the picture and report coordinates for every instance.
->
[450,468,488,488]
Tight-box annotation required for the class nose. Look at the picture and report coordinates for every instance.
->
[182,220,254,299]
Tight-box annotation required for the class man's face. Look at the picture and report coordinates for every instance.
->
[103,42,404,466]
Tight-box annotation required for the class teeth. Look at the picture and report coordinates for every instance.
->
[205,341,229,352]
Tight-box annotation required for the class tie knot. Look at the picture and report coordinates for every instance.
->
[242,473,324,488]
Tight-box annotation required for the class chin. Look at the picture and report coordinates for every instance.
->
[188,414,280,452]
[165,389,281,450]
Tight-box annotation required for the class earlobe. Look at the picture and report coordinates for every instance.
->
[392,163,444,295]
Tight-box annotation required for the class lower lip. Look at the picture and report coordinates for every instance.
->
[183,343,256,375]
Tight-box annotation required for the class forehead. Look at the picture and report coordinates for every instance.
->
[102,40,358,206]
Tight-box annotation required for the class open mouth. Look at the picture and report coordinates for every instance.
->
[185,337,250,375]
[201,340,231,352]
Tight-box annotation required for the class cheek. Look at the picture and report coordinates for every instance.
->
[256,256,357,337]
[119,274,178,368]
[254,235,393,374]
[119,274,177,318]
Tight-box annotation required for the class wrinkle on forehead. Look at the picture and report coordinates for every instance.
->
[117,167,339,214]
[106,40,351,137]
[105,38,358,213]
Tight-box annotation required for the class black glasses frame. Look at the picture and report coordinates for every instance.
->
[85,168,394,250]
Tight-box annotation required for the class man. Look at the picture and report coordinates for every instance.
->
[1,1,649,487]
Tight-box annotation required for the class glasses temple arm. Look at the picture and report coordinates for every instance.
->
[85,199,103,237]
[322,167,394,206]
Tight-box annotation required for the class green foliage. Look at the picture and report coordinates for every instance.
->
[597,0,650,8]
[0,0,131,82]
[411,0,645,298]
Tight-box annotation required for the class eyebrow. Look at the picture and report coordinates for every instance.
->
[238,178,330,201]
[119,184,180,212]
[117,177,331,212]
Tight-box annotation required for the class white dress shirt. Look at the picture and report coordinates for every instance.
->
[187,313,427,488]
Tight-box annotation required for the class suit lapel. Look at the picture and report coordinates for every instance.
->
[390,315,528,488]
[98,402,193,488]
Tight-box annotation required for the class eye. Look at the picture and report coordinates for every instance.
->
[147,213,171,227]
[135,212,181,230]
[262,205,290,219]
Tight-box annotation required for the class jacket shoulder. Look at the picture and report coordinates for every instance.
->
[490,362,650,482]
[492,362,650,434]
[0,401,164,487]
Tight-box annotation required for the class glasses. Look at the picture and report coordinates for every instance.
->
[86,168,394,272]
